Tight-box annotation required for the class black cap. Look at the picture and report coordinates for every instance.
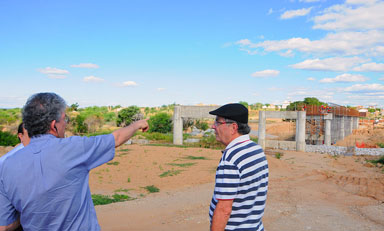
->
[209,103,248,123]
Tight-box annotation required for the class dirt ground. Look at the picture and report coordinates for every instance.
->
[89,144,384,231]
[1,121,384,230]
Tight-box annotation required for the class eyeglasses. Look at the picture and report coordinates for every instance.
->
[214,120,227,127]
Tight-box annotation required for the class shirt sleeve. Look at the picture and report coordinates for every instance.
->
[214,161,240,200]
[82,134,116,170]
[0,178,18,226]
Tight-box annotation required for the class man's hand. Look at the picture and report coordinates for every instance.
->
[113,119,149,147]
[211,199,233,231]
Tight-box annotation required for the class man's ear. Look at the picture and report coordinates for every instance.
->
[49,120,57,135]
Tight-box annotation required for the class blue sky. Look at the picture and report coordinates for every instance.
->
[1,0,384,108]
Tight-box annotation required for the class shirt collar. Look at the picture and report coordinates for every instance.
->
[223,134,250,152]
[30,134,57,143]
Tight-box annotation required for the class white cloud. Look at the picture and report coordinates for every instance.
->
[38,67,69,75]
[291,57,366,71]
[344,83,384,93]
[251,69,280,78]
[319,73,368,83]
[280,8,312,19]
[83,76,104,82]
[120,81,138,87]
[346,0,378,5]
[268,87,281,91]
[71,63,99,68]
[268,8,274,15]
[157,88,165,91]
[379,77,384,81]
[313,1,384,31]
[236,30,384,56]
[353,62,384,72]
[307,77,316,81]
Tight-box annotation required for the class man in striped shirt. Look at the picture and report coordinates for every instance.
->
[209,103,269,231]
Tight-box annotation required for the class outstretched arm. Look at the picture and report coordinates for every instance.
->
[112,119,149,147]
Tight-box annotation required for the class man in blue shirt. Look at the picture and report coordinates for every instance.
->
[0,92,149,231]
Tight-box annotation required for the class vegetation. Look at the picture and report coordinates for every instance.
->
[167,162,196,167]
[148,112,172,133]
[377,143,384,148]
[195,120,209,130]
[275,152,283,159]
[106,161,120,166]
[92,193,133,205]
[117,106,141,127]
[0,131,19,146]
[159,169,182,177]
[367,156,384,165]
[184,155,207,160]
[286,97,327,111]
[143,185,159,193]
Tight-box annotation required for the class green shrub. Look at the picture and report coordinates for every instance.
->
[250,137,258,143]
[117,106,140,127]
[377,143,384,148]
[196,134,224,149]
[92,193,133,206]
[0,131,19,146]
[74,115,88,134]
[148,113,172,133]
[137,131,173,142]
[367,156,384,165]
[143,185,159,193]
[195,120,209,131]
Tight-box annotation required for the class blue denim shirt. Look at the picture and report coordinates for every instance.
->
[0,134,115,230]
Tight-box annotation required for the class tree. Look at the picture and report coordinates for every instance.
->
[74,115,88,134]
[117,106,141,127]
[303,97,323,106]
[148,113,172,133]
[239,101,249,108]
[69,103,79,111]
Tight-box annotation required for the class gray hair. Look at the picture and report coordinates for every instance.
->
[224,118,251,135]
[22,92,67,137]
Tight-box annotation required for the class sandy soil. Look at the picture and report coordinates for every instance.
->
[91,144,384,231]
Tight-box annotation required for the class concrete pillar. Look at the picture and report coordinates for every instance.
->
[349,117,354,135]
[325,119,331,146]
[354,117,359,129]
[173,106,183,145]
[340,116,345,141]
[296,111,306,152]
[258,111,266,149]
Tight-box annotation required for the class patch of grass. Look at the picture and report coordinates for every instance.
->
[143,185,160,193]
[119,148,131,152]
[367,156,384,165]
[167,162,196,167]
[114,188,130,193]
[159,169,182,178]
[136,131,173,142]
[106,161,120,166]
[275,152,283,159]
[92,193,134,206]
[146,143,190,148]
[377,143,384,148]
[184,155,207,160]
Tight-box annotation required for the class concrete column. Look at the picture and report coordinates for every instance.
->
[324,119,331,146]
[258,111,266,149]
[349,117,354,135]
[296,111,306,152]
[340,116,345,141]
[354,117,359,129]
[173,106,183,145]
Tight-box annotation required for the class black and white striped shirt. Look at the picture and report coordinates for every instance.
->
[209,135,269,231]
